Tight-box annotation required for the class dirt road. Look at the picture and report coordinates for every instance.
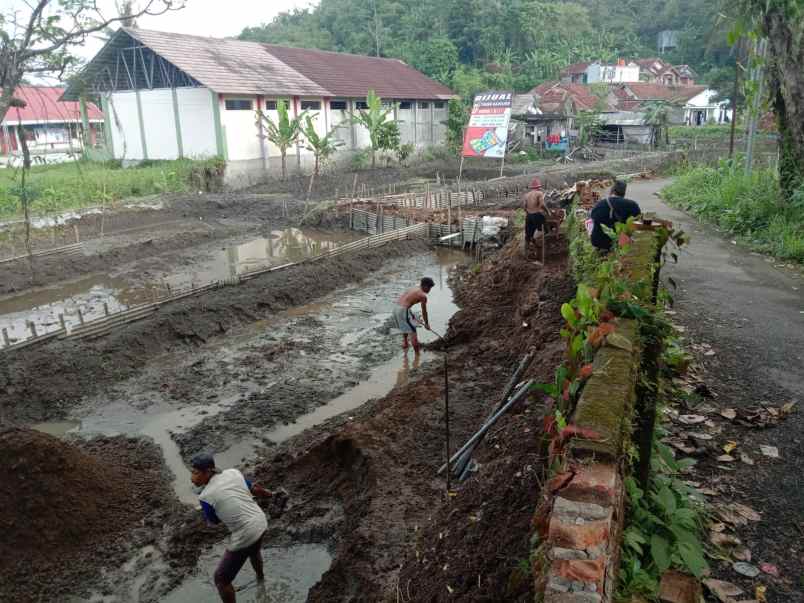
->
[631,178,804,601]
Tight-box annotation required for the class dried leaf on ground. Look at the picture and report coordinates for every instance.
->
[759,445,779,458]
[678,414,707,425]
[739,453,755,466]
[659,570,702,603]
[731,503,762,522]
[717,454,735,462]
[710,532,741,547]
[759,563,779,577]
[733,562,760,577]
[723,441,737,453]
[704,579,744,602]
[755,585,767,602]
[709,522,727,532]
[720,408,737,420]
[733,547,752,561]
[781,401,796,414]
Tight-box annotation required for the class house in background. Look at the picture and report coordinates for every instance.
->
[635,58,690,86]
[683,89,733,125]
[1,86,104,164]
[63,28,453,187]
[559,62,591,85]
[610,83,708,122]
[585,60,640,84]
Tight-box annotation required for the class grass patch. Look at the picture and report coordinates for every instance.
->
[0,158,225,219]
[661,159,804,262]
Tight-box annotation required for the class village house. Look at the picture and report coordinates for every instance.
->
[1,86,104,164]
[63,28,453,186]
[560,58,696,87]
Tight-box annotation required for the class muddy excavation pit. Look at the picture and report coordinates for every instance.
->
[2,187,574,601]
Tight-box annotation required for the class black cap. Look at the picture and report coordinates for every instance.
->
[190,452,216,471]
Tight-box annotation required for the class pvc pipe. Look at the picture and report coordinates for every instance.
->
[437,379,533,475]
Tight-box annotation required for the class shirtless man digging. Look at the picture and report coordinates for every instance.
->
[523,177,552,245]
[394,277,434,352]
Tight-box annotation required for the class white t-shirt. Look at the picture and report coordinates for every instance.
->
[199,468,268,550]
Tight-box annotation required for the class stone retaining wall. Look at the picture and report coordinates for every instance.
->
[534,231,662,603]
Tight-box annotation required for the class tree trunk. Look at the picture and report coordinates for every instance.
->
[0,66,23,124]
[281,151,287,180]
[764,10,804,199]
[371,147,376,169]
[17,125,35,281]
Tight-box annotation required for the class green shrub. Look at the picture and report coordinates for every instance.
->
[662,159,804,262]
[0,158,225,218]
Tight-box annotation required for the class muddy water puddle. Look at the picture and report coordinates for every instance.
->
[0,228,360,347]
[31,247,466,601]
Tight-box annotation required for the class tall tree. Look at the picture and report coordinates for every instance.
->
[0,0,181,124]
[736,0,804,197]
[643,101,672,146]
[257,101,307,180]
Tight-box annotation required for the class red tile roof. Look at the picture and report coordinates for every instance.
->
[119,28,453,99]
[527,82,607,114]
[618,83,706,103]
[560,62,590,76]
[2,86,102,125]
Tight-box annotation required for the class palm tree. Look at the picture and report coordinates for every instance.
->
[350,90,397,168]
[257,101,307,180]
[643,101,672,147]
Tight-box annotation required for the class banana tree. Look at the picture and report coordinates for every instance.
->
[257,101,307,180]
[301,115,343,198]
[301,115,343,177]
[643,101,672,147]
[350,90,397,168]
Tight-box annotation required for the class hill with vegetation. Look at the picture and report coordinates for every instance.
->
[239,0,735,100]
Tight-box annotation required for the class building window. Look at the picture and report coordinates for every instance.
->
[418,101,430,109]
[434,101,445,109]
[330,100,347,110]
[398,101,412,110]
[225,99,253,111]
[265,100,290,111]
[355,101,369,110]
[301,100,321,110]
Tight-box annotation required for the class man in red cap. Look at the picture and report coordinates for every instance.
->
[523,177,552,246]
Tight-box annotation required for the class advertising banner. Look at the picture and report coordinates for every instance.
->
[462,91,513,159]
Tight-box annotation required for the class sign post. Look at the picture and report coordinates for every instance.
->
[461,91,513,177]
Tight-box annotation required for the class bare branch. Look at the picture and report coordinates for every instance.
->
[19,0,183,59]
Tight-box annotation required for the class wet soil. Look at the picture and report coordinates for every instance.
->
[244,236,574,601]
[0,239,429,425]
[0,428,181,603]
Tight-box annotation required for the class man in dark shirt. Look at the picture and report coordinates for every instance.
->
[589,180,641,251]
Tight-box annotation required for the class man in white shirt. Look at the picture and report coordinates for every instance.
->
[191,453,273,603]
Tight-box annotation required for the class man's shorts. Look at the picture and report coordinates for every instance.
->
[214,532,265,586]
[392,305,417,334]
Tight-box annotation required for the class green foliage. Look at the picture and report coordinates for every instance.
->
[444,98,468,159]
[350,90,398,168]
[257,101,307,179]
[643,101,673,147]
[662,159,804,262]
[396,143,415,165]
[0,158,225,218]
[619,436,709,599]
[238,0,735,102]
[301,115,344,176]
[575,112,602,147]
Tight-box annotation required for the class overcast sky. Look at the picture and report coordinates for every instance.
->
[2,0,318,80]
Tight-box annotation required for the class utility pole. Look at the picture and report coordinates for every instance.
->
[745,38,767,177]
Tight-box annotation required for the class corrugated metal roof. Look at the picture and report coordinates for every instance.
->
[124,28,330,96]
[264,44,454,99]
[3,86,102,125]
[65,28,453,100]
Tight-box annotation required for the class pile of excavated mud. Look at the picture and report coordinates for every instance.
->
[246,235,574,601]
[0,428,179,602]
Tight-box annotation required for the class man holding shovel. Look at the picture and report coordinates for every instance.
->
[191,453,279,603]
[394,277,435,352]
